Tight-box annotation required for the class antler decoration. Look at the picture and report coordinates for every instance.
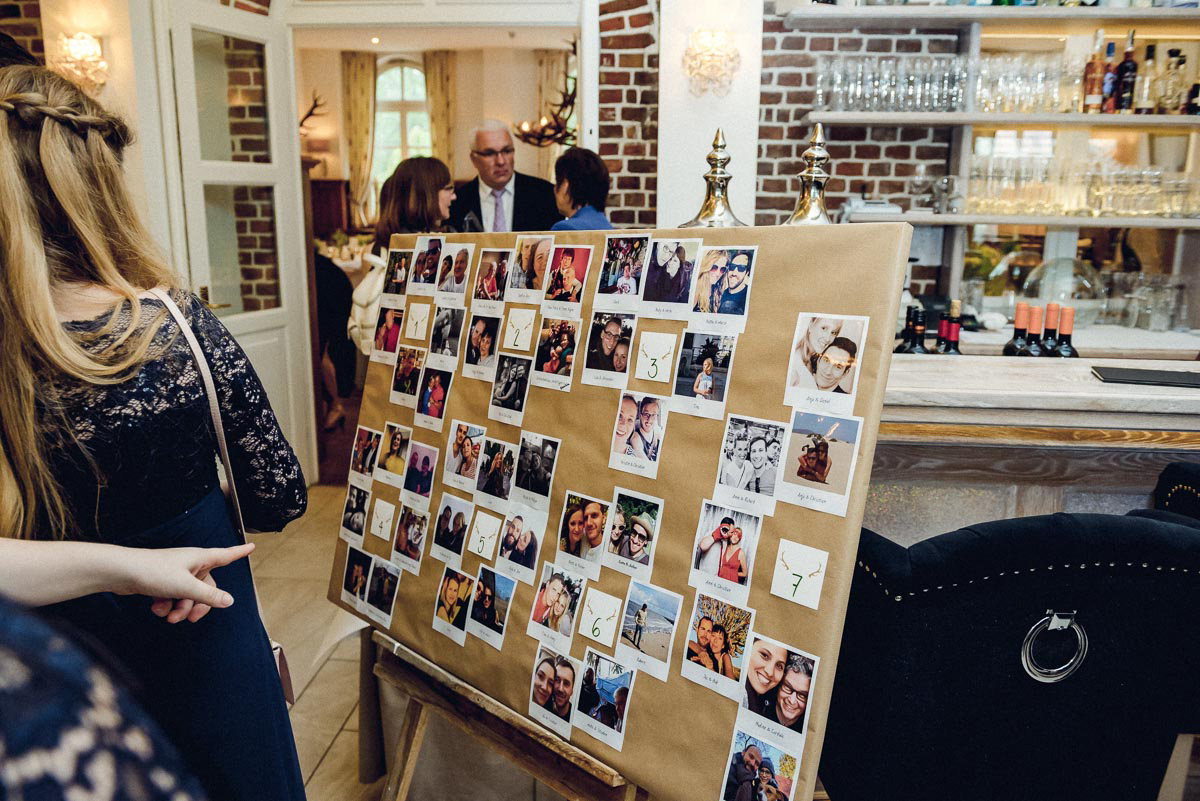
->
[298,90,326,137]
[514,40,577,148]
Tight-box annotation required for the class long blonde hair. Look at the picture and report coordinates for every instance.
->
[0,65,176,539]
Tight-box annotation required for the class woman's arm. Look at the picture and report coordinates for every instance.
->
[738,549,747,580]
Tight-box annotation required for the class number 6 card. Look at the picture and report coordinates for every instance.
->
[579,587,622,648]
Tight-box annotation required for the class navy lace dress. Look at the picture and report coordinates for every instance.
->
[38,291,308,801]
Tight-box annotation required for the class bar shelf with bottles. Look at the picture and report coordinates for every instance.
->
[781,4,1200,34]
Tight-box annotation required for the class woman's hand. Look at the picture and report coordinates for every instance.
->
[114,543,256,624]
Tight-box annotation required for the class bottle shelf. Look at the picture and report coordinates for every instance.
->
[805,110,1200,129]
[844,210,1200,228]
[781,4,1200,33]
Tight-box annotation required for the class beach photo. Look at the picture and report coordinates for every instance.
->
[777,410,864,517]
[615,580,683,682]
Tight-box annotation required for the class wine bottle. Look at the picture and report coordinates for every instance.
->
[1115,30,1138,113]
[944,299,963,355]
[1134,44,1158,114]
[1054,306,1079,357]
[1083,30,1107,114]
[1003,302,1030,356]
[1040,302,1061,354]
[910,309,931,354]
[1016,305,1045,356]
[934,313,949,353]
[895,306,916,353]
[1102,42,1118,113]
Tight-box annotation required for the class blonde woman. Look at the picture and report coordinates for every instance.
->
[0,65,306,799]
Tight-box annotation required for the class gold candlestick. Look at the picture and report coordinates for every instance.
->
[679,128,747,228]
[784,123,831,226]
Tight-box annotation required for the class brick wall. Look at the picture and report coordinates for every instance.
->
[219,0,270,15]
[597,0,659,228]
[1,1,43,63]
[224,37,270,164]
[234,186,279,311]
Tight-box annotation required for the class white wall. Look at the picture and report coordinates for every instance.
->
[657,0,764,228]
[453,48,544,182]
[295,48,347,178]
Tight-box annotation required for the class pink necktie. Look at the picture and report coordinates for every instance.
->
[491,188,506,232]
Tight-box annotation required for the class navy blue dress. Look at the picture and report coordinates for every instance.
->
[39,291,308,801]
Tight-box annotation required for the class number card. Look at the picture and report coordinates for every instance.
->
[770,540,828,611]
[467,509,503,561]
[580,587,622,648]
[633,331,677,384]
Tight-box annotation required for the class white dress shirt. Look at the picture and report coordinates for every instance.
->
[478,177,515,232]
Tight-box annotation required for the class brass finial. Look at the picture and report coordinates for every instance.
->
[784,123,831,226]
[679,128,747,228]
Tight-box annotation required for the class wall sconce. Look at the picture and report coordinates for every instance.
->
[682,29,740,97]
[50,33,109,94]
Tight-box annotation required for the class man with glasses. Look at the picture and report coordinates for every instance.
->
[448,119,559,233]
[715,251,753,316]
[587,317,623,371]
[618,514,654,566]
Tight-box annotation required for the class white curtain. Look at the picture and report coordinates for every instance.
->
[341,51,376,228]
[423,50,455,174]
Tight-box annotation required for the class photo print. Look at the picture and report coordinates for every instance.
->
[602,487,664,580]
[369,497,396,542]
[495,503,548,587]
[579,587,623,648]
[632,331,677,385]
[409,235,444,296]
[528,645,582,739]
[777,410,864,518]
[432,566,475,646]
[609,391,670,480]
[488,354,533,427]
[472,247,513,316]
[555,491,610,581]
[526,561,586,654]
[784,312,869,417]
[689,245,759,334]
[770,539,828,612]
[370,305,404,365]
[473,437,517,514]
[390,503,430,575]
[574,647,636,752]
[428,490,475,569]
[532,317,578,392]
[615,580,684,683]
[738,634,820,754]
[461,314,501,382]
[640,238,702,320]
[403,299,432,342]
[443,420,486,494]
[339,485,372,546]
[542,245,593,319]
[593,234,649,312]
[580,311,637,389]
[689,500,764,607]
[414,366,453,432]
[374,422,413,489]
[426,306,466,371]
[720,729,799,801]
[465,565,518,651]
[714,415,789,517]
[389,346,426,408]
[672,330,737,420]
[340,545,373,610]
[434,242,475,307]
[364,559,401,627]
[501,306,538,353]
[382,248,412,301]
[512,431,561,509]
[348,425,383,491]
[507,234,554,304]
[400,441,438,510]
[466,508,503,561]
[680,592,756,701]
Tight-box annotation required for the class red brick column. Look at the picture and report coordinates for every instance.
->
[1,1,43,63]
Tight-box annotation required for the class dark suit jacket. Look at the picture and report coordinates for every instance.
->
[449,172,560,233]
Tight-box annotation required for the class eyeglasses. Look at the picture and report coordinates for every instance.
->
[473,147,515,160]
[639,411,659,421]
[629,530,649,543]
[730,263,750,273]
[600,330,619,341]
[818,352,854,371]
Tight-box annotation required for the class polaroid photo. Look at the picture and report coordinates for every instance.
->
[473,437,518,514]
[414,366,453,432]
[512,431,561,510]
[574,647,636,752]
[461,314,502,383]
[403,299,432,343]
[465,565,518,652]
[408,236,445,297]
[601,487,664,581]
[374,422,413,489]
[432,566,475,646]
[713,415,789,517]
[672,330,738,420]
[580,311,636,389]
[369,305,405,365]
[428,490,475,569]
[680,591,756,701]
[472,248,514,317]
[770,539,828,612]
[593,234,649,313]
[579,587,623,649]
[526,562,586,654]
[784,312,870,417]
[501,306,539,353]
[719,729,801,801]
[339,484,372,547]
[426,306,466,372]
[340,545,373,612]
[528,645,581,739]
[466,508,503,561]
[688,500,764,608]
[348,425,383,491]
[364,559,401,627]
[737,633,820,755]
[442,420,487,494]
[542,245,593,320]
[689,245,759,335]
[390,503,430,576]
[554,491,610,581]
[434,242,475,308]
[608,391,670,480]
[381,248,412,304]
[495,503,548,587]
[400,441,438,511]
[488,354,533,427]
[633,331,677,385]
[507,235,554,304]
[639,238,703,321]
[615,580,684,683]
[776,410,864,518]
[531,317,579,393]
[389,346,427,408]
[369,497,396,542]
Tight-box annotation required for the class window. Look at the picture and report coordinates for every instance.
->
[368,60,431,219]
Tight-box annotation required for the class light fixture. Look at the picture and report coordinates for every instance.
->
[681,29,740,97]
[370,36,380,45]
[50,32,108,94]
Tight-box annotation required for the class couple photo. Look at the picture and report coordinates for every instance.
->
[740,635,816,737]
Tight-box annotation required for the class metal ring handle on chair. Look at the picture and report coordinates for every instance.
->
[1021,614,1088,684]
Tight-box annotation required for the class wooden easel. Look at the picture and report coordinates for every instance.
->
[371,631,649,801]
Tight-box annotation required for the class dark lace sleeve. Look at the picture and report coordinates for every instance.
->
[181,293,307,531]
